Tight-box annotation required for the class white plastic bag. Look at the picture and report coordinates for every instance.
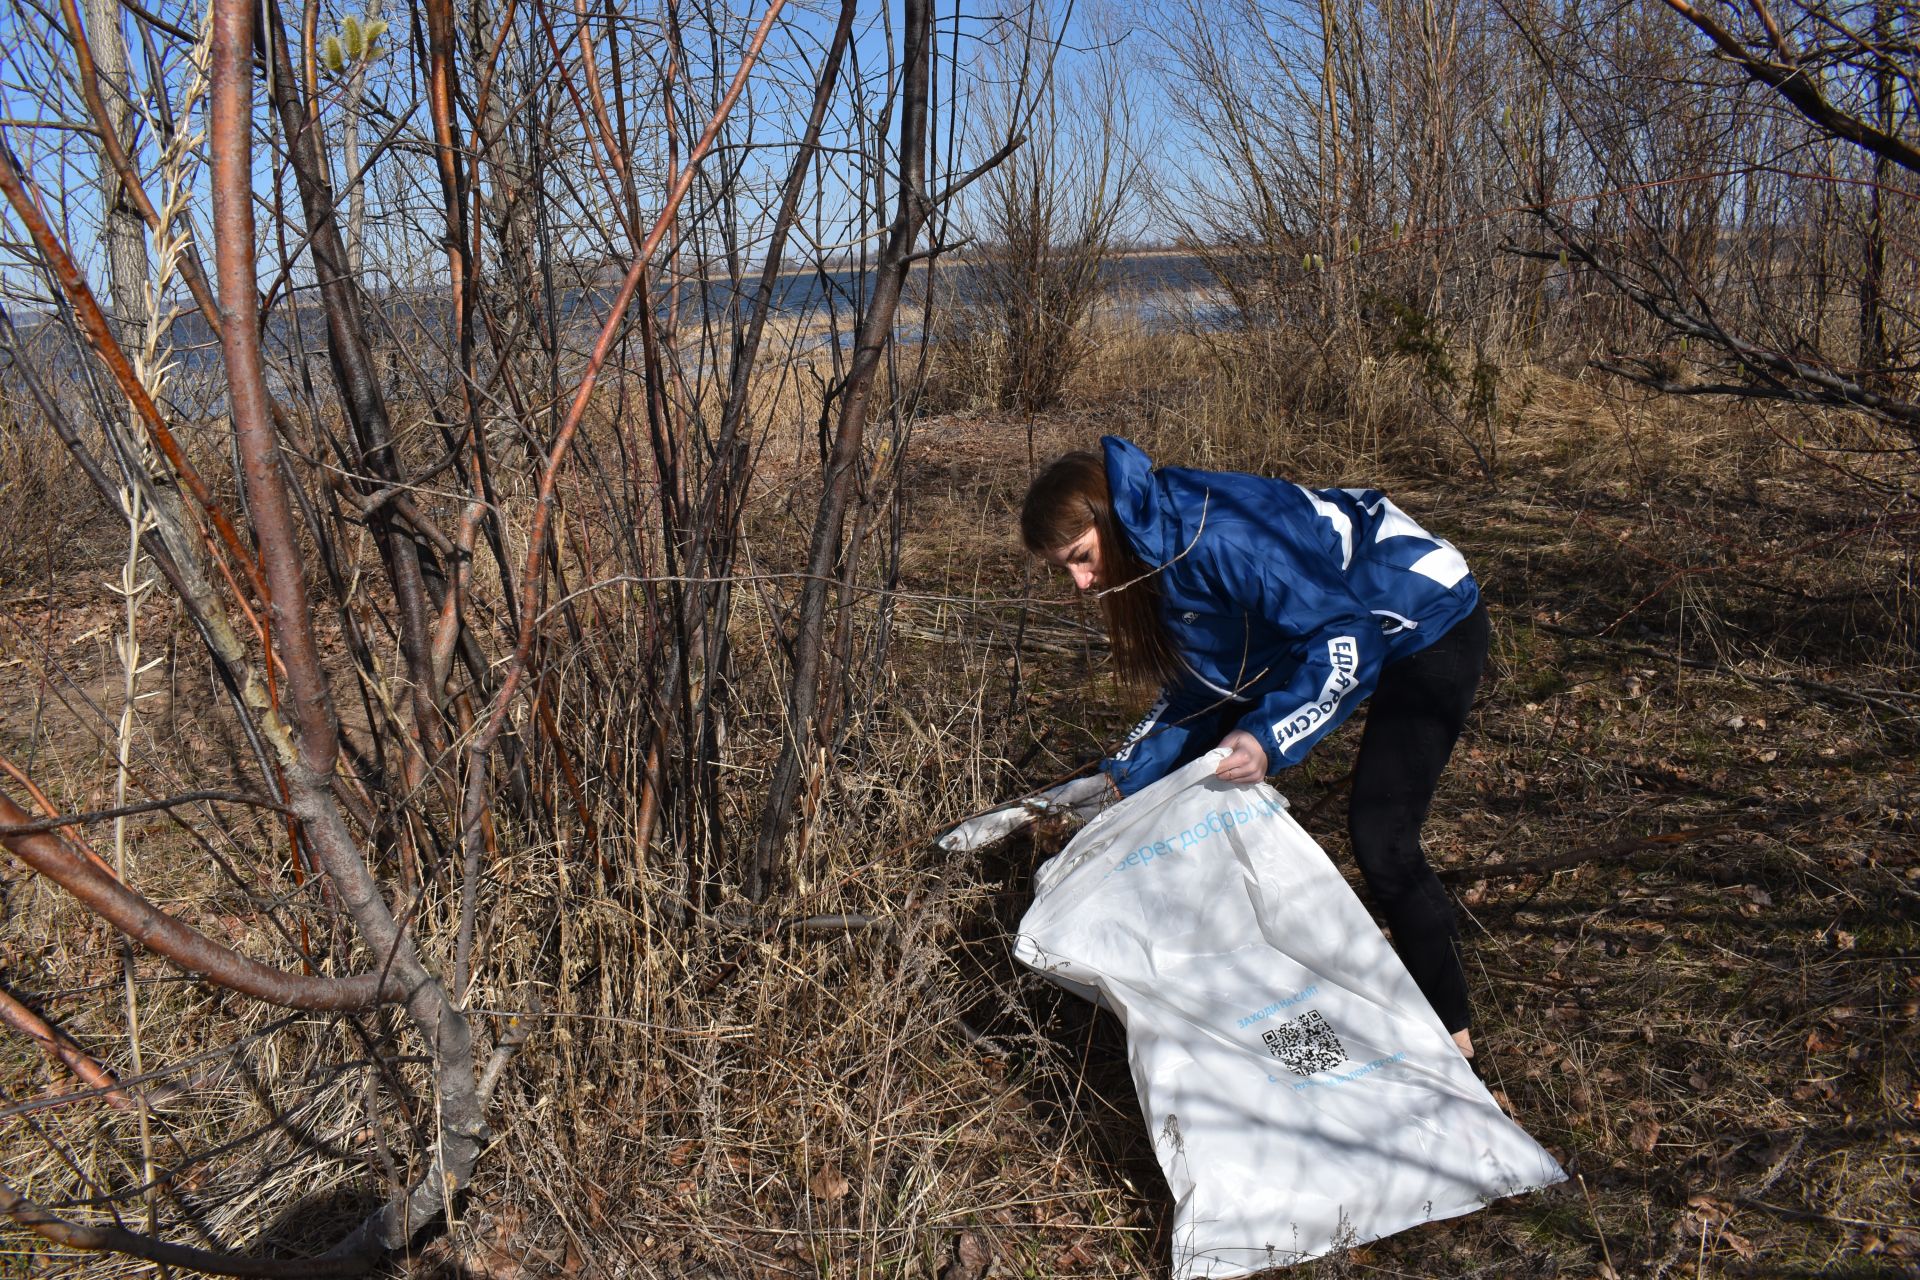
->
[1014,752,1564,1275]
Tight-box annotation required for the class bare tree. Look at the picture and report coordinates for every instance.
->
[74,0,149,349]
[951,5,1142,412]
[749,0,939,900]
[1154,0,1529,472]
[1509,0,1920,438]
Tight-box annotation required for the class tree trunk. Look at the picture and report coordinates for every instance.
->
[82,0,149,351]
[748,0,934,901]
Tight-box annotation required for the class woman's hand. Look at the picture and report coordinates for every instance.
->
[1213,730,1269,784]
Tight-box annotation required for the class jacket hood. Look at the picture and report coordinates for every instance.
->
[1101,436,1173,565]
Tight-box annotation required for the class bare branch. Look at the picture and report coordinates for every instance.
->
[0,790,291,835]
[0,1177,377,1278]
[0,791,389,1010]
[1656,0,1920,175]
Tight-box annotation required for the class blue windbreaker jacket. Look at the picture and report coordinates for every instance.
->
[1098,436,1481,794]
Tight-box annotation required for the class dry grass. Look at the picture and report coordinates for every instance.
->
[3,317,1917,1280]
[0,391,97,586]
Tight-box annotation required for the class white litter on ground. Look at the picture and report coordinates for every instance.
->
[935,773,1115,852]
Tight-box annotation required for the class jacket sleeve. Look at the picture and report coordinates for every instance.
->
[1201,519,1389,771]
[1099,681,1217,796]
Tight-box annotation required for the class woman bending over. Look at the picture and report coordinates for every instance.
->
[1022,436,1490,1059]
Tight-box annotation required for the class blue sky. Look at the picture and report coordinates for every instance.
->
[0,0,1199,309]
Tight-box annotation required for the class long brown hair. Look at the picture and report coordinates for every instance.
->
[1021,451,1178,689]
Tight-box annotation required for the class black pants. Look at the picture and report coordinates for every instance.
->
[1347,601,1489,1034]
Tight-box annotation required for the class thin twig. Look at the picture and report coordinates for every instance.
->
[0,790,292,835]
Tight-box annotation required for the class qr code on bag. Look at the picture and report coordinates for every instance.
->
[1261,1010,1346,1075]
